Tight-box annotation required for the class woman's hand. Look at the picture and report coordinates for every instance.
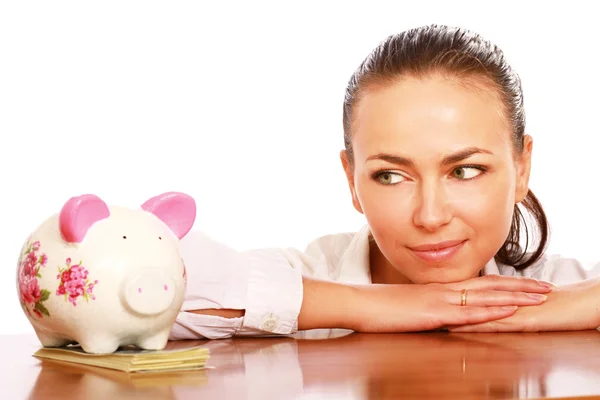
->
[446,278,600,333]
[299,275,554,333]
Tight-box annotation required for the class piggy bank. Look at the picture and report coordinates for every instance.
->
[16,191,195,354]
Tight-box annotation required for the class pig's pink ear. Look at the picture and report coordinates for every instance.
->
[141,192,196,239]
[59,194,111,243]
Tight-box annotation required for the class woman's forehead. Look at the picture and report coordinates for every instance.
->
[351,75,511,158]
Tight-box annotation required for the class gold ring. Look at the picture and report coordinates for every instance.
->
[460,289,468,306]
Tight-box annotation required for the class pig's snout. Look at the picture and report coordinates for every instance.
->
[122,272,177,316]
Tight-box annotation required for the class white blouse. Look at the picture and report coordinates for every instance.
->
[169,224,600,340]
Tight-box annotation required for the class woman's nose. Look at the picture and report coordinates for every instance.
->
[412,181,452,231]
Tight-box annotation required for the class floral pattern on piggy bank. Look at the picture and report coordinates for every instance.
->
[16,192,195,354]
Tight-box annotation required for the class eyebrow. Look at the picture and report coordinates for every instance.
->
[365,147,494,168]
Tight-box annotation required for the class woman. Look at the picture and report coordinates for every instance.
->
[169,24,600,340]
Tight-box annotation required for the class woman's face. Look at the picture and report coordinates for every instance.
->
[342,74,532,284]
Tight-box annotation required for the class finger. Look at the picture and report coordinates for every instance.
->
[441,305,518,326]
[445,289,548,307]
[448,275,555,293]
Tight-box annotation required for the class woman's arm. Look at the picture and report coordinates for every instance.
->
[189,275,553,333]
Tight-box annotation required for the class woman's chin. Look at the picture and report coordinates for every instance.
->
[408,269,482,285]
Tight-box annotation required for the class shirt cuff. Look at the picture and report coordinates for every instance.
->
[169,312,244,340]
[239,249,304,335]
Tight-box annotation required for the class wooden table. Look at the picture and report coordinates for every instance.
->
[4,329,600,399]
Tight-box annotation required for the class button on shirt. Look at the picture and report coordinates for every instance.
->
[168,225,600,340]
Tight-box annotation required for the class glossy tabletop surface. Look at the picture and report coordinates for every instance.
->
[4,329,600,399]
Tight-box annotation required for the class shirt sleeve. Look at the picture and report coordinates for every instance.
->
[168,230,344,340]
[512,253,600,284]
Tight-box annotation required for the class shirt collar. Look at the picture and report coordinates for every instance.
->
[335,224,372,284]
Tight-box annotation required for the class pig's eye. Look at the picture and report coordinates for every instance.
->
[159,236,162,240]
[122,236,127,239]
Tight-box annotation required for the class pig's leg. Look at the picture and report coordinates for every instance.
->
[36,330,74,348]
[77,334,121,354]
[136,328,171,350]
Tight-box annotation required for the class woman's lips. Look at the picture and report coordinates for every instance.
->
[409,240,467,263]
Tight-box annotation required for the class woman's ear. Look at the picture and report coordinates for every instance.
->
[340,150,364,214]
[515,134,533,203]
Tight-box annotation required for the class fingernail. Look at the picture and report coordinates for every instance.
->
[527,293,548,301]
[538,281,556,289]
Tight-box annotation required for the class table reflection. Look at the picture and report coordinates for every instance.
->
[19,329,600,399]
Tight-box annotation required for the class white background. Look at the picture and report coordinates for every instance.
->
[1,1,599,337]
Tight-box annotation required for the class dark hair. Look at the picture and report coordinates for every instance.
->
[342,24,549,271]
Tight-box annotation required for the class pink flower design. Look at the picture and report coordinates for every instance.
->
[21,278,41,304]
[56,258,98,306]
[16,240,51,318]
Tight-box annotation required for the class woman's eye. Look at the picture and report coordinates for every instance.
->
[452,166,483,180]
[376,172,405,185]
